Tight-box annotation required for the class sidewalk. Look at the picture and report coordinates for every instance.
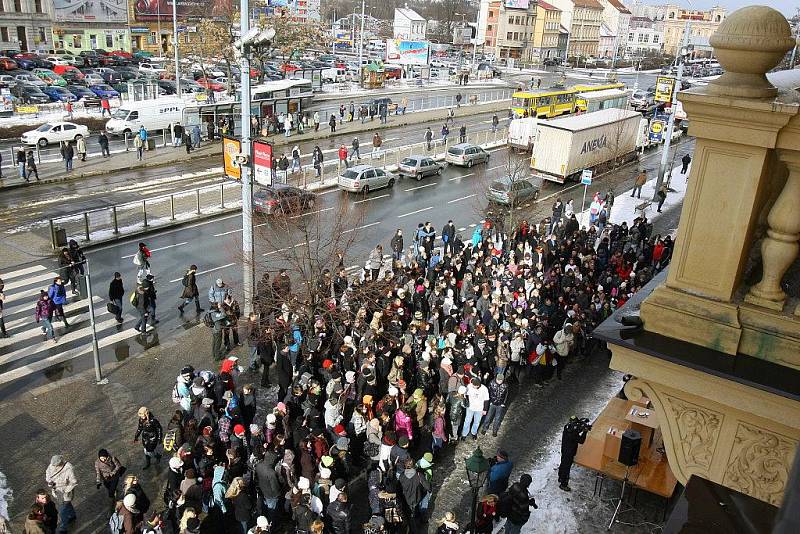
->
[0,99,511,192]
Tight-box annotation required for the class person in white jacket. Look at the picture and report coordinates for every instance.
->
[45,454,78,532]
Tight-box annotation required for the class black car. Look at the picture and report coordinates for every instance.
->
[61,71,86,85]
[67,84,100,104]
[115,68,139,82]
[78,51,100,67]
[157,80,177,94]
[101,70,122,84]
[253,184,317,214]
[11,84,50,104]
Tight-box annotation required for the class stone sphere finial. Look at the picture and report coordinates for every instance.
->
[707,5,794,98]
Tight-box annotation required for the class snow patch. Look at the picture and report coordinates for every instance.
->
[0,470,12,522]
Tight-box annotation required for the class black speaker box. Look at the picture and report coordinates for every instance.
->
[619,429,642,466]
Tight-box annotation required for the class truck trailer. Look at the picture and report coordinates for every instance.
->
[530,108,642,183]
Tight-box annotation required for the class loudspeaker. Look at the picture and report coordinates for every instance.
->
[619,429,642,466]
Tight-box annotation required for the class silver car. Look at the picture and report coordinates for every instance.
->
[445,143,490,167]
[337,164,395,193]
[397,155,443,180]
[486,174,542,206]
[14,73,46,87]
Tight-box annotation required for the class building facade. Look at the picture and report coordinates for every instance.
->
[51,0,129,54]
[569,0,603,58]
[481,1,536,63]
[659,3,725,55]
[0,0,53,53]
[597,0,631,58]
[393,7,426,40]
[624,23,663,55]
[532,1,562,60]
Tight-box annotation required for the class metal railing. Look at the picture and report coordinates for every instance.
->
[48,180,242,249]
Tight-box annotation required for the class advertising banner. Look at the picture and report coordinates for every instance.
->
[54,0,127,22]
[253,140,273,186]
[648,119,665,143]
[133,0,234,21]
[504,0,530,8]
[222,136,241,180]
[386,39,430,66]
[654,76,675,103]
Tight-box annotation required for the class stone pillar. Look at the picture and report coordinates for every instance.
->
[639,6,798,354]
[746,150,800,311]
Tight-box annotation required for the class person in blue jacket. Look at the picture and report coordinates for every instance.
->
[487,449,514,495]
[47,277,70,327]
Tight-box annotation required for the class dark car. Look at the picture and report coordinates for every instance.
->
[67,84,100,104]
[78,51,100,67]
[89,83,119,98]
[115,67,139,81]
[11,84,51,104]
[253,184,317,214]
[157,80,177,94]
[41,85,77,102]
[14,53,53,69]
[60,70,86,85]
[101,70,122,84]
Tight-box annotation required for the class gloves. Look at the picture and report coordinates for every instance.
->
[96,483,101,489]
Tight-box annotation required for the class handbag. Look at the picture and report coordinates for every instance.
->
[107,302,120,315]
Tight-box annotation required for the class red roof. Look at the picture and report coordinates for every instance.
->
[607,0,632,15]
[573,0,603,9]
[537,0,561,11]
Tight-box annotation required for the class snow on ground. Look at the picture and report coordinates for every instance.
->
[0,470,11,523]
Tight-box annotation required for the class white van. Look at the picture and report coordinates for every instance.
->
[104,98,186,137]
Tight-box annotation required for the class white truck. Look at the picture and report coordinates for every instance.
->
[529,108,642,183]
[508,117,539,151]
[105,98,186,137]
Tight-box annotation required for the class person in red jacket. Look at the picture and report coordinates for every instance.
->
[338,144,348,170]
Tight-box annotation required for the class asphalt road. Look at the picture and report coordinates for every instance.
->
[0,136,695,397]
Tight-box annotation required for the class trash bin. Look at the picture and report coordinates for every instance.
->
[146,138,156,151]
[53,226,67,248]
[75,273,88,299]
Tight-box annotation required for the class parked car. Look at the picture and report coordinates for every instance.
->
[0,56,18,70]
[21,121,89,147]
[0,74,15,88]
[179,78,204,93]
[14,73,46,87]
[11,84,51,104]
[53,64,84,79]
[629,90,652,111]
[89,83,120,98]
[67,85,100,103]
[108,50,133,60]
[337,164,396,193]
[397,156,443,180]
[32,68,67,87]
[14,53,53,69]
[445,143,490,167]
[41,86,77,102]
[252,184,317,214]
[84,73,105,85]
[78,51,101,67]
[196,77,226,92]
[139,62,166,76]
[486,174,541,206]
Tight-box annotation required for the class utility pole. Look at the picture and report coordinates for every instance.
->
[83,259,106,385]
[172,0,180,97]
[358,0,366,69]
[240,0,255,315]
[471,7,480,67]
[331,10,336,56]
[653,19,690,201]
[157,3,163,57]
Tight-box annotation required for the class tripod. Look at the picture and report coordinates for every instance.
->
[607,465,636,530]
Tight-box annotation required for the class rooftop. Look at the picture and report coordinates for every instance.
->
[607,0,632,15]
[395,7,425,22]
[573,0,604,9]
[537,0,561,11]
[542,108,641,132]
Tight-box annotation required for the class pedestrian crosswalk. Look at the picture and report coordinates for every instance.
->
[0,262,150,387]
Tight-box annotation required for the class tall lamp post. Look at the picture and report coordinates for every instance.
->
[465,447,490,531]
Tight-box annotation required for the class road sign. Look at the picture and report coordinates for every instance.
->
[581,169,593,185]
[654,76,675,103]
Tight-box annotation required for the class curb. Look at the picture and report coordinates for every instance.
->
[0,100,511,193]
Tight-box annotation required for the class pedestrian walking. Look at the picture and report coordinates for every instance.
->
[681,152,692,174]
[101,97,111,117]
[99,131,110,157]
[17,146,27,181]
[329,114,337,132]
[557,416,589,491]
[291,145,301,173]
[380,104,388,124]
[390,229,404,261]
[0,278,6,338]
[76,136,86,162]
[459,124,467,143]
[138,125,148,147]
[173,123,183,147]
[657,184,667,212]
[338,144,348,170]
[61,141,74,172]
[367,245,383,281]
[339,103,346,122]
[456,93,462,108]
[207,120,216,141]
[183,131,192,153]
[400,96,408,115]
[47,277,70,328]
[132,285,149,334]
[133,407,163,469]
[360,104,368,124]
[277,154,290,182]
[134,134,144,161]
[192,124,201,148]
[26,150,39,181]
[45,454,78,533]
[178,264,203,314]
[35,290,57,342]
[349,101,355,122]
[461,378,489,440]
[350,137,361,161]
[108,271,125,323]
[631,169,647,198]
[313,111,320,132]
[499,474,537,534]
[491,114,499,133]
[372,132,382,158]
[425,127,433,151]
[313,146,323,178]
[284,115,292,137]
[604,188,615,217]
[34,489,58,533]
[480,373,509,437]
[441,220,455,256]
[441,123,449,144]
[447,107,455,124]
[94,448,124,501]
[133,242,151,278]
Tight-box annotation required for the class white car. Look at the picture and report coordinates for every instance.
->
[139,62,166,76]
[21,121,90,147]
[46,56,71,66]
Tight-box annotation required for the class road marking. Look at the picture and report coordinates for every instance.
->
[318,187,341,195]
[397,207,433,218]
[294,240,316,248]
[403,182,438,192]
[448,194,476,204]
[486,165,505,172]
[3,296,103,329]
[169,262,236,283]
[354,194,389,204]
[469,223,477,227]
[3,269,59,291]
[121,242,187,259]
[448,173,474,181]
[458,227,466,231]
[0,264,49,282]
[289,207,334,219]
[214,228,244,237]
[341,221,382,234]
[0,311,93,347]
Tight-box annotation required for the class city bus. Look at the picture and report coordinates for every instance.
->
[510,82,625,118]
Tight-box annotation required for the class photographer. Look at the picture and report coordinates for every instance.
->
[558,416,590,491]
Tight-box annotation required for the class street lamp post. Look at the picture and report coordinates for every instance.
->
[172,0,180,97]
[358,0,366,69]
[240,0,255,315]
[465,447,490,531]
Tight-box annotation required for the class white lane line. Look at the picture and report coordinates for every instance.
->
[262,247,290,256]
[449,173,475,181]
[469,223,477,227]
[404,182,438,192]
[1,264,49,282]
[0,326,144,386]
[486,165,505,172]
[448,194,476,204]
[294,240,316,248]
[289,207,334,219]
[0,311,94,346]
[458,227,467,231]
[3,269,59,291]
[318,187,341,195]
[121,242,187,259]
[169,262,236,283]
[398,207,433,218]
[353,194,389,204]
[341,221,382,234]
[214,228,244,237]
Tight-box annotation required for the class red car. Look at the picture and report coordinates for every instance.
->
[0,57,17,70]
[280,63,300,73]
[108,50,133,59]
[196,77,226,92]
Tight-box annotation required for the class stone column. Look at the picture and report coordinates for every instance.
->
[746,151,800,311]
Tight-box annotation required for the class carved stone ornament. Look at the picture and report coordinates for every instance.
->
[723,421,797,505]
[708,6,795,98]
[665,396,723,472]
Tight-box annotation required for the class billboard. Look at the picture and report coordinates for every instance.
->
[253,140,273,186]
[133,0,234,21]
[54,0,127,23]
[654,76,675,103]
[222,136,241,180]
[504,0,530,9]
[386,39,430,66]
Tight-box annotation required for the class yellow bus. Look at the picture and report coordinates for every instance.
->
[511,82,625,119]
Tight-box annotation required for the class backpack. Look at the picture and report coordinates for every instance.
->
[364,439,380,458]
[497,490,512,518]
[182,273,191,287]
[163,429,178,453]
[108,511,123,533]
[171,382,183,404]
[203,311,215,328]
[129,291,139,307]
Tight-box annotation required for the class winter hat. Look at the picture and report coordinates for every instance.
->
[412,388,424,400]
[186,517,201,531]
[345,371,356,383]
[276,402,287,413]
[520,474,533,487]
[215,278,224,287]
[423,452,434,464]
[123,493,137,510]
[319,466,332,479]
[298,477,310,490]
[50,455,64,467]
[336,437,350,450]
[169,456,183,471]
[233,424,246,437]
[250,423,261,434]
[334,424,347,436]
[362,367,375,382]
[388,386,399,397]
[266,413,277,427]
[256,516,270,529]
[334,478,346,490]
[398,436,409,448]
[98,449,110,458]
[321,455,334,467]
[201,397,214,407]
[362,394,373,406]
[322,359,334,369]
[457,385,467,395]
[343,335,353,345]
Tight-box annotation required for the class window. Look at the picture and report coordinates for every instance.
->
[14,0,21,11]
[128,111,138,120]
[629,32,634,41]
[0,28,7,41]
[148,32,157,45]
[35,0,43,12]
[488,25,493,31]
[72,34,81,48]
[64,124,76,131]
[38,27,46,43]
[653,35,659,43]
[507,32,513,40]
[105,33,113,48]
[644,35,650,43]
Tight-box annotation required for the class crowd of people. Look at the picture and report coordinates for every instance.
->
[27,205,674,534]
